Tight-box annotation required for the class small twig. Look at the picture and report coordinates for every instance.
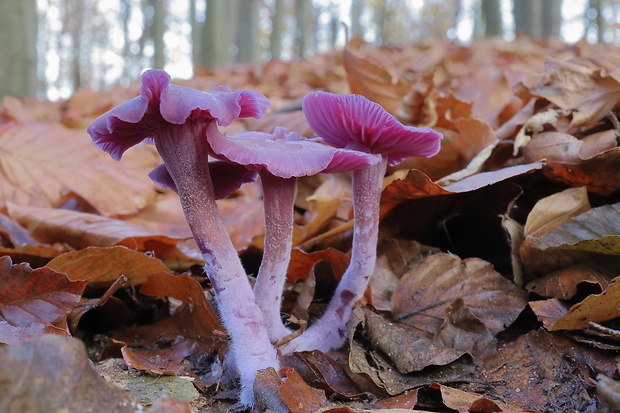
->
[275,316,307,347]
[587,321,620,341]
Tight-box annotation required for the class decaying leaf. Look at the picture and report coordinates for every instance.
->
[7,204,202,270]
[0,335,139,412]
[0,255,87,344]
[391,253,527,337]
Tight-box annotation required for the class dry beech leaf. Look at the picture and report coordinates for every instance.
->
[432,383,530,413]
[0,256,87,344]
[477,329,596,412]
[1,96,62,123]
[343,38,411,115]
[528,298,570,330]
[380,163,542,217]
[287,248,350,283]
[526,131,620,195]
[523,186,590,238]
[391,253,527,337]
[525,263,612,300]
[0,122,155,216]
[46,246,174,289]
[456,66,513,127]
[7,204,202,270]
[525,57,620,128]
[278,367,327,413]
[0,335,140,412]
[552,275,620,331]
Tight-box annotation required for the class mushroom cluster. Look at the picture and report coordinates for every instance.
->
[87,69,442,406]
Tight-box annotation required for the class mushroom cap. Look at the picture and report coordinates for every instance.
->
[302,91,442,166]
[208,125,381,179]
[87,69,269,161]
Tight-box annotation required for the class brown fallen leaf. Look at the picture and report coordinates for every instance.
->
[525,262,612,300]
[46,246,175,289]
[0,256,87,344]
[391,253,527,337]
[0,122,156,216]
[7,204,202,270]
[0,334,139,412]
[474,329,597,412]
[432,383,531,413]
[523,57,620,129]
[551,275,620,331]
[278,367,327,413]
[343,38,411,115]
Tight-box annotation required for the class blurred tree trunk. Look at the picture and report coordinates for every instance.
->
[237,0,260,65]
[589,0,605,43]
[350,0,363,38]
[482,0,502,36]
[190,0,200,67]
[541,0,562,38]
[330,5,339,48]
[270,0,284,60]
[0,0,38,98]
[152,0,166,69]
[295,0,312,58]
[513,0,542,37]
[203,0,238,68]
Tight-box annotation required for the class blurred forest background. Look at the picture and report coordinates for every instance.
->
[1,0,619,101]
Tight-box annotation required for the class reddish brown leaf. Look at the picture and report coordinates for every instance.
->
[7,204,202,270]
[432,383,529,412]
[0,335,140,412]
[524,57,620,128]
[0,122,156,216]
[46,246,174,289]
[0,256,87,344]
[391,253,527,336]
[551,275,620,331]
[287,248,350,283]
[375,389,419,409]
[278,367,327,413]
[343,38,411,115]
[525,263,612,300]
[475,330,597,412]
[529,298,569,330]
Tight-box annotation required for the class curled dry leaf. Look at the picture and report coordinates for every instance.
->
[526,131,620,195]
[523,57,620,129]
[0,255,87,344]
[526,263,612,300]
[0,122,156,216]
[551,275,620,331]
[391,253,527,337]
[7,204,202,270]
[0,335,139,412]
[431,383,530,413]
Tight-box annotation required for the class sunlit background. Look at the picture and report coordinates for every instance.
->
[6,0,620,100]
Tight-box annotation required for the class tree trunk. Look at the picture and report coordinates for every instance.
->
[270,0,284,60]
[350,0,363,38]
[237,0,260,65]
[152,0,166,69]
[295,0,311,58]
[482,0,502,37]
[541,0,562,38]
[0,0,38,98]
[203,0,238,68]
[514,0,543,37]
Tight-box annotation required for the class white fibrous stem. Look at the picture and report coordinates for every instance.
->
[253,172,296,343]
[155,121,278,406]
[281,157,388,354]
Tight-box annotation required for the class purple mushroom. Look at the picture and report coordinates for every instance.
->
[207,125,381,343]
[87,69,276,405]
[281,91,443,353]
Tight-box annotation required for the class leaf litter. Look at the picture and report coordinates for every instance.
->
[0,36,620,412]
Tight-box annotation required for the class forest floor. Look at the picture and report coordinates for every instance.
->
[0,37,619,412]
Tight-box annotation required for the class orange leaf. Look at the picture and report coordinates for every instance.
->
[0,255,87,344]
[0,122,156,216]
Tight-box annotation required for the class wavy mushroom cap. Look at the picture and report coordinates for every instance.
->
[302,91,442,166]
[208,126,381,179]
[87,69,270,161]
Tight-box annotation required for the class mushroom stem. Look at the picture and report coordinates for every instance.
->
[155,123,278,405]
[253,172,296,343]
[282,157,388,353]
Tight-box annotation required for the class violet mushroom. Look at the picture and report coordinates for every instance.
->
[281,91,443,353]
[87,69,276,406]
[206,125,381,343]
